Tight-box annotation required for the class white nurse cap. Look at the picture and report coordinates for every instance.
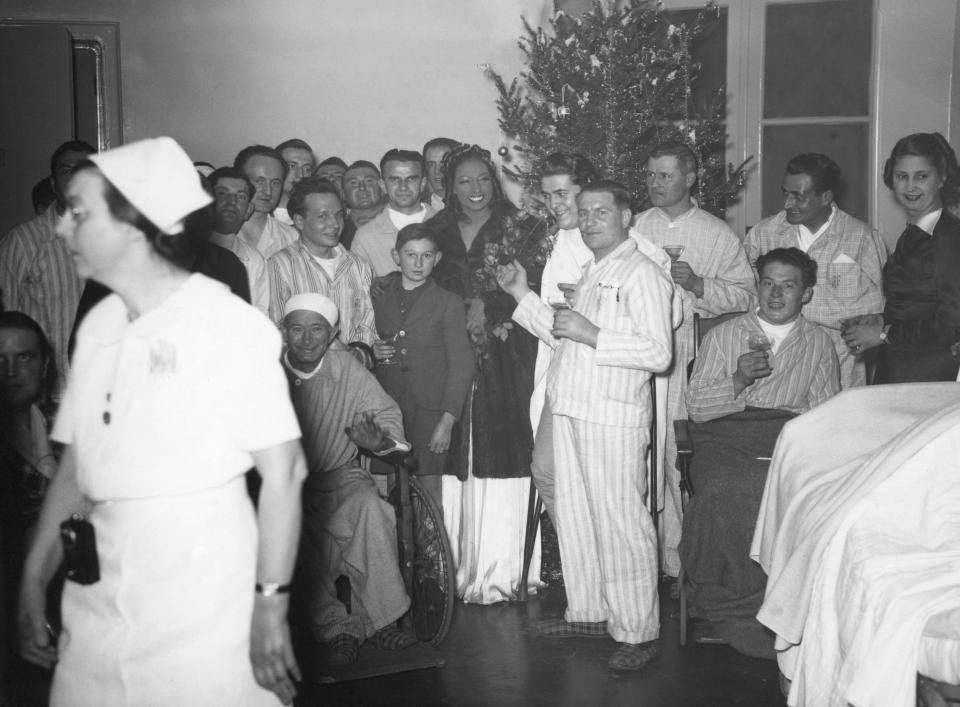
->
[89,136,212,235]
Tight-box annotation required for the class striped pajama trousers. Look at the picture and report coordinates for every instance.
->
[553,414,660,644]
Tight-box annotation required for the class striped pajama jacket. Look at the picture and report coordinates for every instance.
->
[685,312,840,422]
[513,237,673,643]
[0,205,83,393]
[267,241,376,346]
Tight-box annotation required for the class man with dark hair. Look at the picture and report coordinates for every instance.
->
[233,145,298,296]
[744,153,886,388]
[350,149,435,277]
[204,167,257,303]
[267,177,375,346]
[633,140,756,580]
[0,139,96,390]
[274,138,316,226]
[680,247,839,652]
[315,157,347,188]
[422,137,459,210]
[499,180,673,672]
[31,178,56,216]
[687,247,837,418]
[339,160,385,250]
[528,152,601,515]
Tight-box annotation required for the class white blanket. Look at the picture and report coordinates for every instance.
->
[750,382,960,706]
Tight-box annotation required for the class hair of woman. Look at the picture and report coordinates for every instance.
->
[882,132,960,207]
[439,144,506,218]
[75,161,210,270]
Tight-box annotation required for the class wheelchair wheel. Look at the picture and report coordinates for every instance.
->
[388,476,456,646]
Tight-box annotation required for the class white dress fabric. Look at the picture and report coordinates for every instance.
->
[51,275,301,706]
[751,382,960,707]
[442,418,539,604]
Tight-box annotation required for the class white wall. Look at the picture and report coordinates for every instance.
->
[2,0,549,167]
[873,0,958,249]
[4,0,958,239]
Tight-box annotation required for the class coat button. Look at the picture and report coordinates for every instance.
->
[398,330,406,337]
[400,348,407,355]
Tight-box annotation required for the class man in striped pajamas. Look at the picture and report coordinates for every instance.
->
[267,177,376,346]
[685,247,840,422]
[0,140,96,393]
[679,248,839,649]
[498,180,673,672]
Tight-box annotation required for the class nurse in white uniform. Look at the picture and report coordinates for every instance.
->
[18,137,307,706]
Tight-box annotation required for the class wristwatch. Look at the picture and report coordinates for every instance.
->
[255,582,292,597]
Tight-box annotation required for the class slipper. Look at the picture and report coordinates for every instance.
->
[372,624,418,650]
[691,620,727,645]
[608,640,661,671]
[328,633,359,666]
[537,618,608,638]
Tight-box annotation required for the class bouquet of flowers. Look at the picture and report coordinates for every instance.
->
[468,212,553,361]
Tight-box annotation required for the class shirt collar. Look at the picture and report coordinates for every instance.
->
[88,274,223,345]
[914,208,942,236]
[594,236,638,263]
[797,203,837,242]
[283,350,324,380]
[652,199,698,224]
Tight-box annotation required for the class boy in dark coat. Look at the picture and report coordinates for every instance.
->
[371,223,475,507]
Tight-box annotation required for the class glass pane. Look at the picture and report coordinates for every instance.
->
[762,122,869,222]
[764,0,872,118]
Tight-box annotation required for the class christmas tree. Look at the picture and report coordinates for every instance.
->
[489,0,749,219]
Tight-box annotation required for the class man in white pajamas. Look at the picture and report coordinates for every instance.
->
[634,141,756,579]
[498,180,674,671]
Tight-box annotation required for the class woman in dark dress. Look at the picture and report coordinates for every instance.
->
[843,132,960,382]
[427,144,551,602]
[429,144,550,480]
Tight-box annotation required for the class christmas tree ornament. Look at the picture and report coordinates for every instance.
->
[556,105,571,119]
[498,145,510,157]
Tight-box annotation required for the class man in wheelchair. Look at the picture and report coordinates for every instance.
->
[280,292,417,666]
[680,247,840,655]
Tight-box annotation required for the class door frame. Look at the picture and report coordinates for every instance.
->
[0,19,122,151]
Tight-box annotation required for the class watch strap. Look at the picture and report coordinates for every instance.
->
[255,582,292,597]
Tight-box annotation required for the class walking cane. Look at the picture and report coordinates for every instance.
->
[518,481,541,601]
[649,376,660,573]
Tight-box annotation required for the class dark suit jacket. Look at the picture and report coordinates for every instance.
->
[372,277,475,418]
[879,209,960,382]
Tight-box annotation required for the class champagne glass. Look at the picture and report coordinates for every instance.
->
[548,296,570,311]
[664,245,685,262]
[376,332,400,366]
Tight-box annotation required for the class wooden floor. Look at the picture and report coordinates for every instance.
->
[296,580,787,707]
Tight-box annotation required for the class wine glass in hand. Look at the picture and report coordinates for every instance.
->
[664,245,685,262]
[374,333,400,366]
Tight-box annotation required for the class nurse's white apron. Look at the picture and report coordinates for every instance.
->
[52,477,280,707]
